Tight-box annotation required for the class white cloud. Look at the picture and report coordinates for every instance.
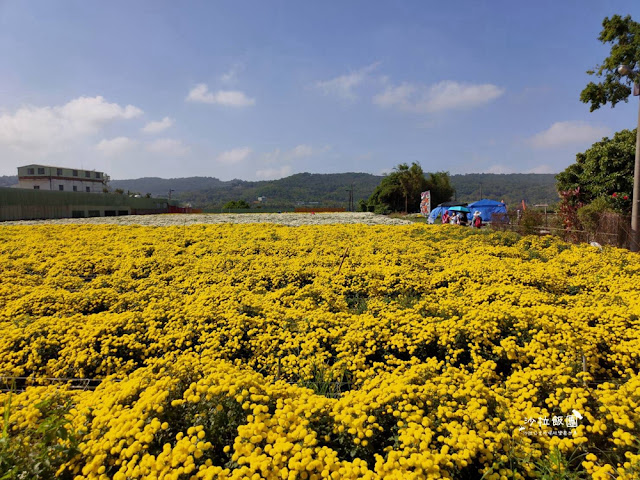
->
[374,80,504,113]
[141,117,173,134]
[220,63,245,84]
[486,164,515,174]
[60,96,142,123]
[527,121,610,149]
[254,145,322,180]
[96,137,138,156]
[186,84,255,107]
[527,164,555,174]
[428,82,504,112]
[146,138,190,156]
[0,96,143,152]
[216,147,252,164]
[262,144,322,165]
[289,144,314,158]
[373,83,417,109]
[355,152,373,162]
[256,165,292,180]
[315,62,380,100]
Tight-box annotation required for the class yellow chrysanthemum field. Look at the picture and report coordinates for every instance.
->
[1,221,639,479]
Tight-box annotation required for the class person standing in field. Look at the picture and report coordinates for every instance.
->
[473,211,483,228]
[442,210,450,224]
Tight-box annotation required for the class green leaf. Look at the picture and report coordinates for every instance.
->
[580,15,640,111]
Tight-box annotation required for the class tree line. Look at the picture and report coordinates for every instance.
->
[363,163,454,213]
[555,14,639,234]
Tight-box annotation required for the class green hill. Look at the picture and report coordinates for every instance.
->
[165,172,383,209]
[2,172,560,210]
[108,177,225,197]
[162,172,560,209]
[451,173,558,208]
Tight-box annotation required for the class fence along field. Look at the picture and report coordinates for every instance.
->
[0,222,639,479]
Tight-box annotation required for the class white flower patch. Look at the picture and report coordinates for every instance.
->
[2,212,412,226]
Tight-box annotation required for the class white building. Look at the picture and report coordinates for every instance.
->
[17,164,110,193]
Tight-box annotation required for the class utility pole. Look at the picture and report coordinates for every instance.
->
[350,183,354,212]
[346,183,354,211]
[617,65,640,251]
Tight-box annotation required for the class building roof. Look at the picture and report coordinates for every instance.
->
[18,164,104,173]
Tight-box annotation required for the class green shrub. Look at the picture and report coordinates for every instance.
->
[373,204,390,215]
[518,209,544,235]
[222,200,251,210]
[0,392,79,480]
[577,197,611,235]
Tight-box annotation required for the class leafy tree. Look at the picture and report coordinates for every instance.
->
[395,163,412,213]
[580,14,640,111]
[556,129,635,213]
[367,163,453,213]
[367,163,425,213]
[222,200,251,209]
[427,171,455,207]
[366,178,399,214]
[395,163,425,213]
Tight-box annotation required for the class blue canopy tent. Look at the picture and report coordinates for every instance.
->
[427,206,445,223]
[428,202,469,223]
[467,199,507,222]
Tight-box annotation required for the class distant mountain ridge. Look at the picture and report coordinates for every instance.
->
[452,173,558,207]
[109,172,558,209]
[0,172,560,209]
[108,176,225,197]
[0,176,18,188]
[149,172,384,209]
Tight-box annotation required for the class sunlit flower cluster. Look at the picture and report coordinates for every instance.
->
[1,223,639,479]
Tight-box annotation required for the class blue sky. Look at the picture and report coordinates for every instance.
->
[0,0,638,180]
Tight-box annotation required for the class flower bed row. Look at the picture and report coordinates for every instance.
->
[0,224,639,479]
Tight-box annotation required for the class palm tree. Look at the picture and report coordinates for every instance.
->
[394,163,411,213]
